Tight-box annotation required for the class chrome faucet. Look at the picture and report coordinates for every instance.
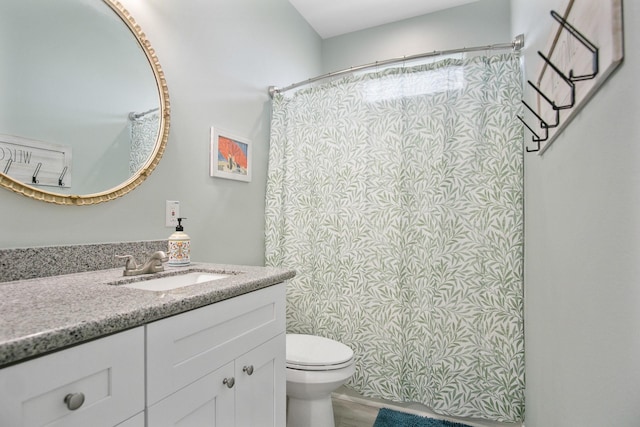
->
[116,251,169,276]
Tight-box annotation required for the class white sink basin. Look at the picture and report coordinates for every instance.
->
[122,272,229,291]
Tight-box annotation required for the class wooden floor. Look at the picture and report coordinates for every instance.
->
[333,396,379,427]
[330,387,523,427]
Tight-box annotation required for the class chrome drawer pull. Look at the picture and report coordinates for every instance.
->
[64,392,85,411]
[243,365,254,376]
[223,377,235,388]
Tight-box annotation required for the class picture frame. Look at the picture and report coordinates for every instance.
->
[210,127,252,182]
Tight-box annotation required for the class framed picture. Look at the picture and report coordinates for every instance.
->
[210,127,251,182]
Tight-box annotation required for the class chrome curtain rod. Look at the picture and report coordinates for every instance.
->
[269,34,525,98]
[128,107,159,120]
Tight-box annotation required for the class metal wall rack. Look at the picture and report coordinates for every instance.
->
[519,10,599,153]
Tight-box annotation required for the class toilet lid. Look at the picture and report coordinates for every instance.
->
[286,334,354,370]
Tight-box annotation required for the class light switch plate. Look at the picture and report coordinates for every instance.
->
[166,200,180,227]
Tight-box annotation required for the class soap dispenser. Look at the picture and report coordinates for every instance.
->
[168,217,190,266]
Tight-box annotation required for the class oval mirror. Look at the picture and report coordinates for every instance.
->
[0,0,169,205]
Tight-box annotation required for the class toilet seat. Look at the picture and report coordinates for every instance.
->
[286,334,354,371]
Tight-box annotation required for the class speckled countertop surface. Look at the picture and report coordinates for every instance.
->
[0,263,295,368]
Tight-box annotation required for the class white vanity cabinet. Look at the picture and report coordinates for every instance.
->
[0,327,145,427]
[146,283,286,427]
[0,282,287,427]
[147,335,284,426]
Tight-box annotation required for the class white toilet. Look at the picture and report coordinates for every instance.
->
[286,334,355,427]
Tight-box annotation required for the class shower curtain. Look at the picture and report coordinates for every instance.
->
[129,111,160,175]
[265,53,524,422]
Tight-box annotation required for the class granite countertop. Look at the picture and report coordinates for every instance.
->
[0,263,295,368]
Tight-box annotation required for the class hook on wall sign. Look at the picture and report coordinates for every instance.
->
[517,114,546,153]
[32,163,42,184]
[536,51,577,110]
[525,80,560,128]
[520,0,622,155]
[58,166,68,187]
[550,10,599,82]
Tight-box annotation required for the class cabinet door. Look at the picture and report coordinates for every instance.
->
[235,333,286,427]
[0,327,144,427]
[147,361,235,427]
[116,412,145,427]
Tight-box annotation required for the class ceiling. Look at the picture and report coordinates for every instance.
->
[288,0,479,39]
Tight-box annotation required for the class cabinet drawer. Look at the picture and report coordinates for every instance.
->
[147,283,285,405]
[0,327,144,427]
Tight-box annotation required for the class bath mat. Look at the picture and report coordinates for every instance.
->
[373,408,472,427]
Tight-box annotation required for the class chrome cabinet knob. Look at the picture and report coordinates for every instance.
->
[243,365,254,376]
[64,392,85,411]
[223,377,235,388]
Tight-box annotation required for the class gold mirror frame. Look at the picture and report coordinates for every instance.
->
[0,0,170,205]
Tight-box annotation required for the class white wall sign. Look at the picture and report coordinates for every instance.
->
[0,134,72,188]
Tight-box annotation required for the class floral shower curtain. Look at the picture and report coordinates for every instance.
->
[129,111,160,175]
[265,54,524,422]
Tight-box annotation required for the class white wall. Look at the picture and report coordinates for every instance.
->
[0,0,321,266]
[511,1,640,426]
[322,0,511,72]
